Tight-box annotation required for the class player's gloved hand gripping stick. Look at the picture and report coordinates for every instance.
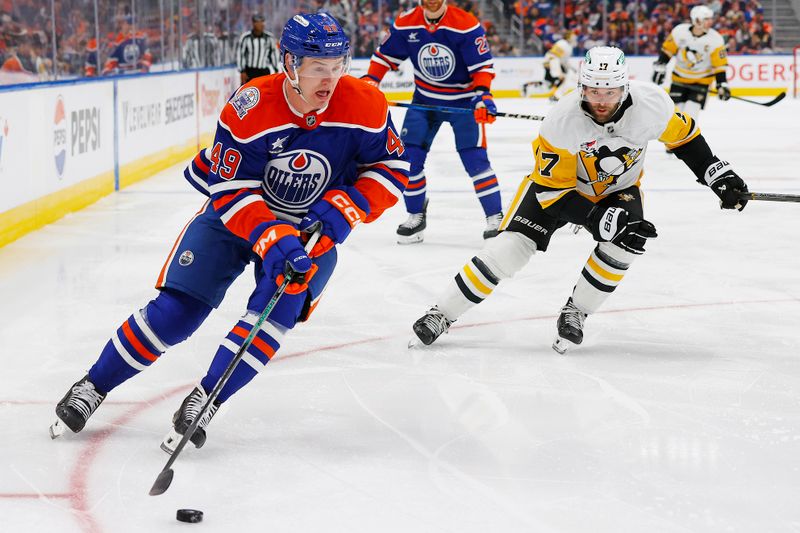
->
[149,225,322,496]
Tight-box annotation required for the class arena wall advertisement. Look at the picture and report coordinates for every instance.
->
[352,54,797,98]
[0,55,793,248]
[0,67,237,247]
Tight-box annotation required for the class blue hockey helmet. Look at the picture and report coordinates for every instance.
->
[280,13,350,62]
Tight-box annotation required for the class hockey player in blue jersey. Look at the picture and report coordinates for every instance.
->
[50,13,409,452]
[363,0,503,243]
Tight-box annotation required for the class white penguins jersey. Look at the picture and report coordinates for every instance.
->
[662,23,727,85]
[529,80,701,208]
[543,39,573,77]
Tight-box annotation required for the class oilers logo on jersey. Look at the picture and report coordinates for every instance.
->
[418,44,456,81]
[263,149,331,209]
[232,87,260,119]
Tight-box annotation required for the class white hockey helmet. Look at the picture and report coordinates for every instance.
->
[690,5,714,26]
[579,46,629,102]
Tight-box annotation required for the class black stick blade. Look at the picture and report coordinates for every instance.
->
[765,92,786,107]
[149,468,174,496]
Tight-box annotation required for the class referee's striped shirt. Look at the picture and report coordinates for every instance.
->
[236,30,279,74]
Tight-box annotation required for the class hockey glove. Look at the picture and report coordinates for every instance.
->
[587,206,658,255]
[652,62,666,85]
[252,221,316,294]
[717,82,731,101]
[360,74,380,88]
[299,187,371,257]
[471,90,497,124]
[703,160,748,211]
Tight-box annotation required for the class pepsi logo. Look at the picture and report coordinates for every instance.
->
[417,43,455,81]
[263,149,331,210]
[53,96,67,179]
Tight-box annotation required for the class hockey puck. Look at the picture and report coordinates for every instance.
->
[176,509,203,523]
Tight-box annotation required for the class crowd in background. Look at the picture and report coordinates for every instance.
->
[0,0,781,85]
[512,0,774,55]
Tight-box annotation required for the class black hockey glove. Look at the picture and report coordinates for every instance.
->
[652,62,666,85]
[703,160,748,211]
[587,206,658,255]
[717,82,731,101]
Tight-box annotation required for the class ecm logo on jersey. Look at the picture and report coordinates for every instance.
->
[53,96,68,179]
[263,150,331,210]
[417,43,455,81]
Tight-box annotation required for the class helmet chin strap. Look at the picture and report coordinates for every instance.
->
[282,54,316,108]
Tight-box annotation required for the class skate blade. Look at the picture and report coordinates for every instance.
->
[408,337,424,349]
[49,419,66,439]
[160,428,182,455]
[552,337,577,355]
[397,232,424,245]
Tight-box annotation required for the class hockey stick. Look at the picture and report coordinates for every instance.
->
[673,82,786,107]
[388,101,546,121]
[739,191,800,203]
[149,227,322,496]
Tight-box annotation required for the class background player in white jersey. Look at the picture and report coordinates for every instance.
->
[525,31,577,102]
[410,46,749,354]
[50,14,409,449]
[652,5,730,123]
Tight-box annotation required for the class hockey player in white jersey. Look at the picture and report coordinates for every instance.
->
[411,46,749,354]
[522,31,576,101]
[652,5,730,122]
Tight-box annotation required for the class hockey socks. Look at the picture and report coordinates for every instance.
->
[199,313,287,404]
[571,244,635,314]
[470,168,502,216]
[88,289,211,393]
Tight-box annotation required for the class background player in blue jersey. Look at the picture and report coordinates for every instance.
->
[51,13,409,452]
[363,0,503,244]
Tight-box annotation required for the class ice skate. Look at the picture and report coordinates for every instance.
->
[397,199,428,244]
[160,386,220,454]
[552,297,587,355]
[51,375,107,438]
[410,306,453,346]
[483,212,503,239]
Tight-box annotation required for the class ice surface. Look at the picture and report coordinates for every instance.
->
[1,97,799,533]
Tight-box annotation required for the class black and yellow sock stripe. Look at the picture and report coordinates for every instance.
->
[454,256,500,304]
[580,246,629,293]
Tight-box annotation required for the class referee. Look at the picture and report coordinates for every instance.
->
[237,14,279,85]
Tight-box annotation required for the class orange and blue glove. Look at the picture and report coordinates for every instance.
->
[471,89,497,124]
[299,187,371,257]
[251,221,316,294]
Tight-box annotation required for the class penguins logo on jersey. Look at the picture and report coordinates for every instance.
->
[580,145,643,195]
[417,43,456,81]
[263,149,331,210]
[680,47,704,68]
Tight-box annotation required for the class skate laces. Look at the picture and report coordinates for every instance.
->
[485,213,503,231]
[560,300,586,330]
[400,212,425,230]
[182,388,218,429]
[67,380,104,420]
[420,307,452,337]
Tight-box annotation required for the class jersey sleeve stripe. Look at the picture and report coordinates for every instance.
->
[358,169,405,199]
[209,180,263,195]
[374,50,402,68]
[184,166,210,196]
[535,188,572,209]
[217,193,264,224]
[467,59,494,72]
[193,152,210,174]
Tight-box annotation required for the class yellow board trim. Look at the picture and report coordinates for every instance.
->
[0,134,214,248]
[587,256,624,282]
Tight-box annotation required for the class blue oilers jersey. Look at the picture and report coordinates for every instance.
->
[187,73,409,245]
[369,5,495,107]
